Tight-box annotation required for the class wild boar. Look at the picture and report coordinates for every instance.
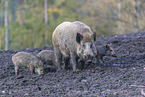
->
[94,43,117,64]
[12,52,44,75]
[52,21,96,71]
[37,50,56,67]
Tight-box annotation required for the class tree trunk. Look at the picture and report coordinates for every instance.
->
[133,0,139,32]
[44,0,48,46]
[5,0,9,50]
[0,0,4,25]
[117,0,121,34]
[18,0,23,26]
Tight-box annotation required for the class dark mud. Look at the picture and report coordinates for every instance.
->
[0,32,145,96]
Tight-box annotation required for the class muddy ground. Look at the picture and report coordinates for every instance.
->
[0,32,145,96]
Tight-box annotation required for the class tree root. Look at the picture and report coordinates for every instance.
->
[130,85,145,88]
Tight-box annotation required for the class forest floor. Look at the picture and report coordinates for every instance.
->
[0,31,145,97]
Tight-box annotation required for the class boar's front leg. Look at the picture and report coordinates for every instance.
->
[78,60,85,70]
[64,56,70,70]
[54,49,63,71]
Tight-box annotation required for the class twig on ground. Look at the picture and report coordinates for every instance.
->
[130,85,145,88]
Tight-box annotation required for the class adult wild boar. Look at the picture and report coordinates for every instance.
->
[12,52,44,75]
[94,43,117,64]
[52,21,96,71]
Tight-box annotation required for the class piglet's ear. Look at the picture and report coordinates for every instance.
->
[106,44,110,50]
[76,33,83,44]
[92,31,96,42]
[102,43,106,46]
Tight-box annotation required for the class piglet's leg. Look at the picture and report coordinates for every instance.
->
[29,65,35,74]
[97,56,104,65]
[15,66,19,75]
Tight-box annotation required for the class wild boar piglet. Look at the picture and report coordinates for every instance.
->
[37,50,56,67]
[12,52,44,75]
[94,43,117,64]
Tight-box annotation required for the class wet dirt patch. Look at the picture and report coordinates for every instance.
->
[0,32,145,96]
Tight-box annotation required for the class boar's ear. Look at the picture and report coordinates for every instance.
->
[92,31,96,42]
[76,33,83,44]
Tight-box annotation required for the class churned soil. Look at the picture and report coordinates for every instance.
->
[0,32,145,96]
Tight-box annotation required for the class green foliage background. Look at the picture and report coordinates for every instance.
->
[0,0,145,50]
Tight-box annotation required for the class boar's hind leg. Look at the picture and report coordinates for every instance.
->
[55,50,63,71]
[64,56,70,70]
[80,60,85,70]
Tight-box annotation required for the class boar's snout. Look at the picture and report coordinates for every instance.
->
[110,50,117,57]
[84,54,94,62]
[35,67,44,75]
[112,53,117,57]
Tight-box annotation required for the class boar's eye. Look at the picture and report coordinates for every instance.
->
[90,44,93,48]
[82,44,86,48]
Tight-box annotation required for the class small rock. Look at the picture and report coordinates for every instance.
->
[81,79,87,83]
[2,90,5,93]
[38,86,41,91]
[24,93,29,96]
